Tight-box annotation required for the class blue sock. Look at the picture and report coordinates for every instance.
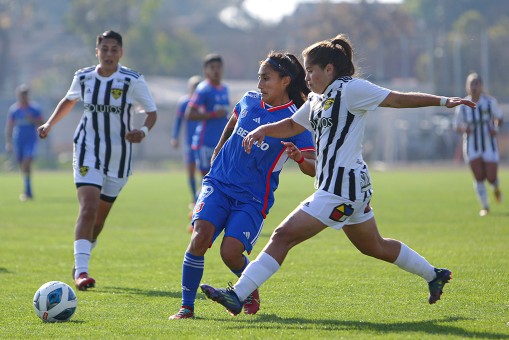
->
[231,255,249,277]
[24,175,32,197]
[188,178,197,202]
[181,252,204,310]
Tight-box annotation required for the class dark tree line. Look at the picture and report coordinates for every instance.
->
[1,0,508,100]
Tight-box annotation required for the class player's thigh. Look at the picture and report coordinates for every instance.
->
[223,202,264,254]
[193,181,231,237]
[342,217,383,252]
[484,161,499,183]
[469,157,486,181]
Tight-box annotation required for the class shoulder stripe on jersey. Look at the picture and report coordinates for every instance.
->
[102,79,114,175]
[119,67,141,79]
[75,66,95,76]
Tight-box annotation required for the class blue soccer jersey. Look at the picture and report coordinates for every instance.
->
[172,95,198,147]
[188,80,230,149]
[8,103,42,146]
[205,91,315,217]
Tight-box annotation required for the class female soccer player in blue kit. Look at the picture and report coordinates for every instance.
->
[169,52,316,319]
[200,34,476,316]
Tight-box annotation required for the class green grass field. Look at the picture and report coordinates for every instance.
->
[1,166,508,339]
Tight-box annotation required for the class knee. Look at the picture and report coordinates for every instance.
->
[189,224,214,254]
[220,247,240,267]
[270,226,295,247]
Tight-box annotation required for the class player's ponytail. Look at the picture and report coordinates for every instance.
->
[303,34,356,79]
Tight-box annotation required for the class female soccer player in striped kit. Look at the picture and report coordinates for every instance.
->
[169,52,316,319]
[200,34,475,315]
[453,72,503,216]
[38,30,157,291]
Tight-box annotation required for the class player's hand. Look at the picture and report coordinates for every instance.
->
[170,138,179,148]
[281,141,302,162]
[125,129,145,143]
[445,97,476,109]
[38,123,52,139]
[243,127,266,154]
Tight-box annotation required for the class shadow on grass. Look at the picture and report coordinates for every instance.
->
[0,267,12,274]
[100,286,181,298]
[218,315,507,339]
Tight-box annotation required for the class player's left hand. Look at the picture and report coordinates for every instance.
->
[125,129,145,143]
[445,97,476,109]
[281,141,302,162]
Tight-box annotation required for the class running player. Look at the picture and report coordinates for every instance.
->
[171,75,202,205]
[200,34,476,315]
[453,72,503,216]
[38,30,157,291]
[5,84,44,201]
[186,54,230,176]
[169,52,316,319]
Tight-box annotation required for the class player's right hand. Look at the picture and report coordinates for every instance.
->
[38,123,51,139]
[242,127,265,154]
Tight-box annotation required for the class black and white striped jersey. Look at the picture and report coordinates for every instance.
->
[453,94,502,158]
[65,64,157,178]
[292,77,390,201]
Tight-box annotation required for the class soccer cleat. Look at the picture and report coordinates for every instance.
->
[200,282,243,316]
[75,272,96,291]
[479,208,489,217]
[428,268,452,304]
[494,188,502,203]
[169,306,194,320]
[19,193,33,202]
[243,289,260,315]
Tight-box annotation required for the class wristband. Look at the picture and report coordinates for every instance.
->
[140,126,149,137]
[439,97,447,106]
[296,156,305,164]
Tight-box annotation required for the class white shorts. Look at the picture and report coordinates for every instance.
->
[73,165,128,200]
[300,189,374,230]
[463,144,499,163]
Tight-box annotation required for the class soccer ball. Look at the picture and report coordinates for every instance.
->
[33,281,78,322]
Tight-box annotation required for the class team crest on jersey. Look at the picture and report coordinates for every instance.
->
[329,203,354,222]
[240,108,248,118]
[79,166,89,176]
[323,98,334,111]
[111,88,123,100]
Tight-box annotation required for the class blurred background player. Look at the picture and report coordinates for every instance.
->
[38,30,157,291]
[171,75,202,206]
[453,72,503,217]
[169,51,316,320]
[5,84,44,201]
[185,53,230,177]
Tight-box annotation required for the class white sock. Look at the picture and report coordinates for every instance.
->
[74,239,92,279]
[393,243,436,282]
[234,252,280,302]
[475,181,489,209]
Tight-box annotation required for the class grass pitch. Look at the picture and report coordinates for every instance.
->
[0,166,508,339]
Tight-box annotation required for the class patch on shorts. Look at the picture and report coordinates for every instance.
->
[79,166,89,176]
[329,203,354,222]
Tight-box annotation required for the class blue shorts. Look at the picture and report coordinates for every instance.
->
[192,179,264,254]
[14,138,37,162]
[193,146,214,173]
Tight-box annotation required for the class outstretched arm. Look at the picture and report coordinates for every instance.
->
[380,91,476,109]
[211,114,237,163]
[242,118,306,154]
